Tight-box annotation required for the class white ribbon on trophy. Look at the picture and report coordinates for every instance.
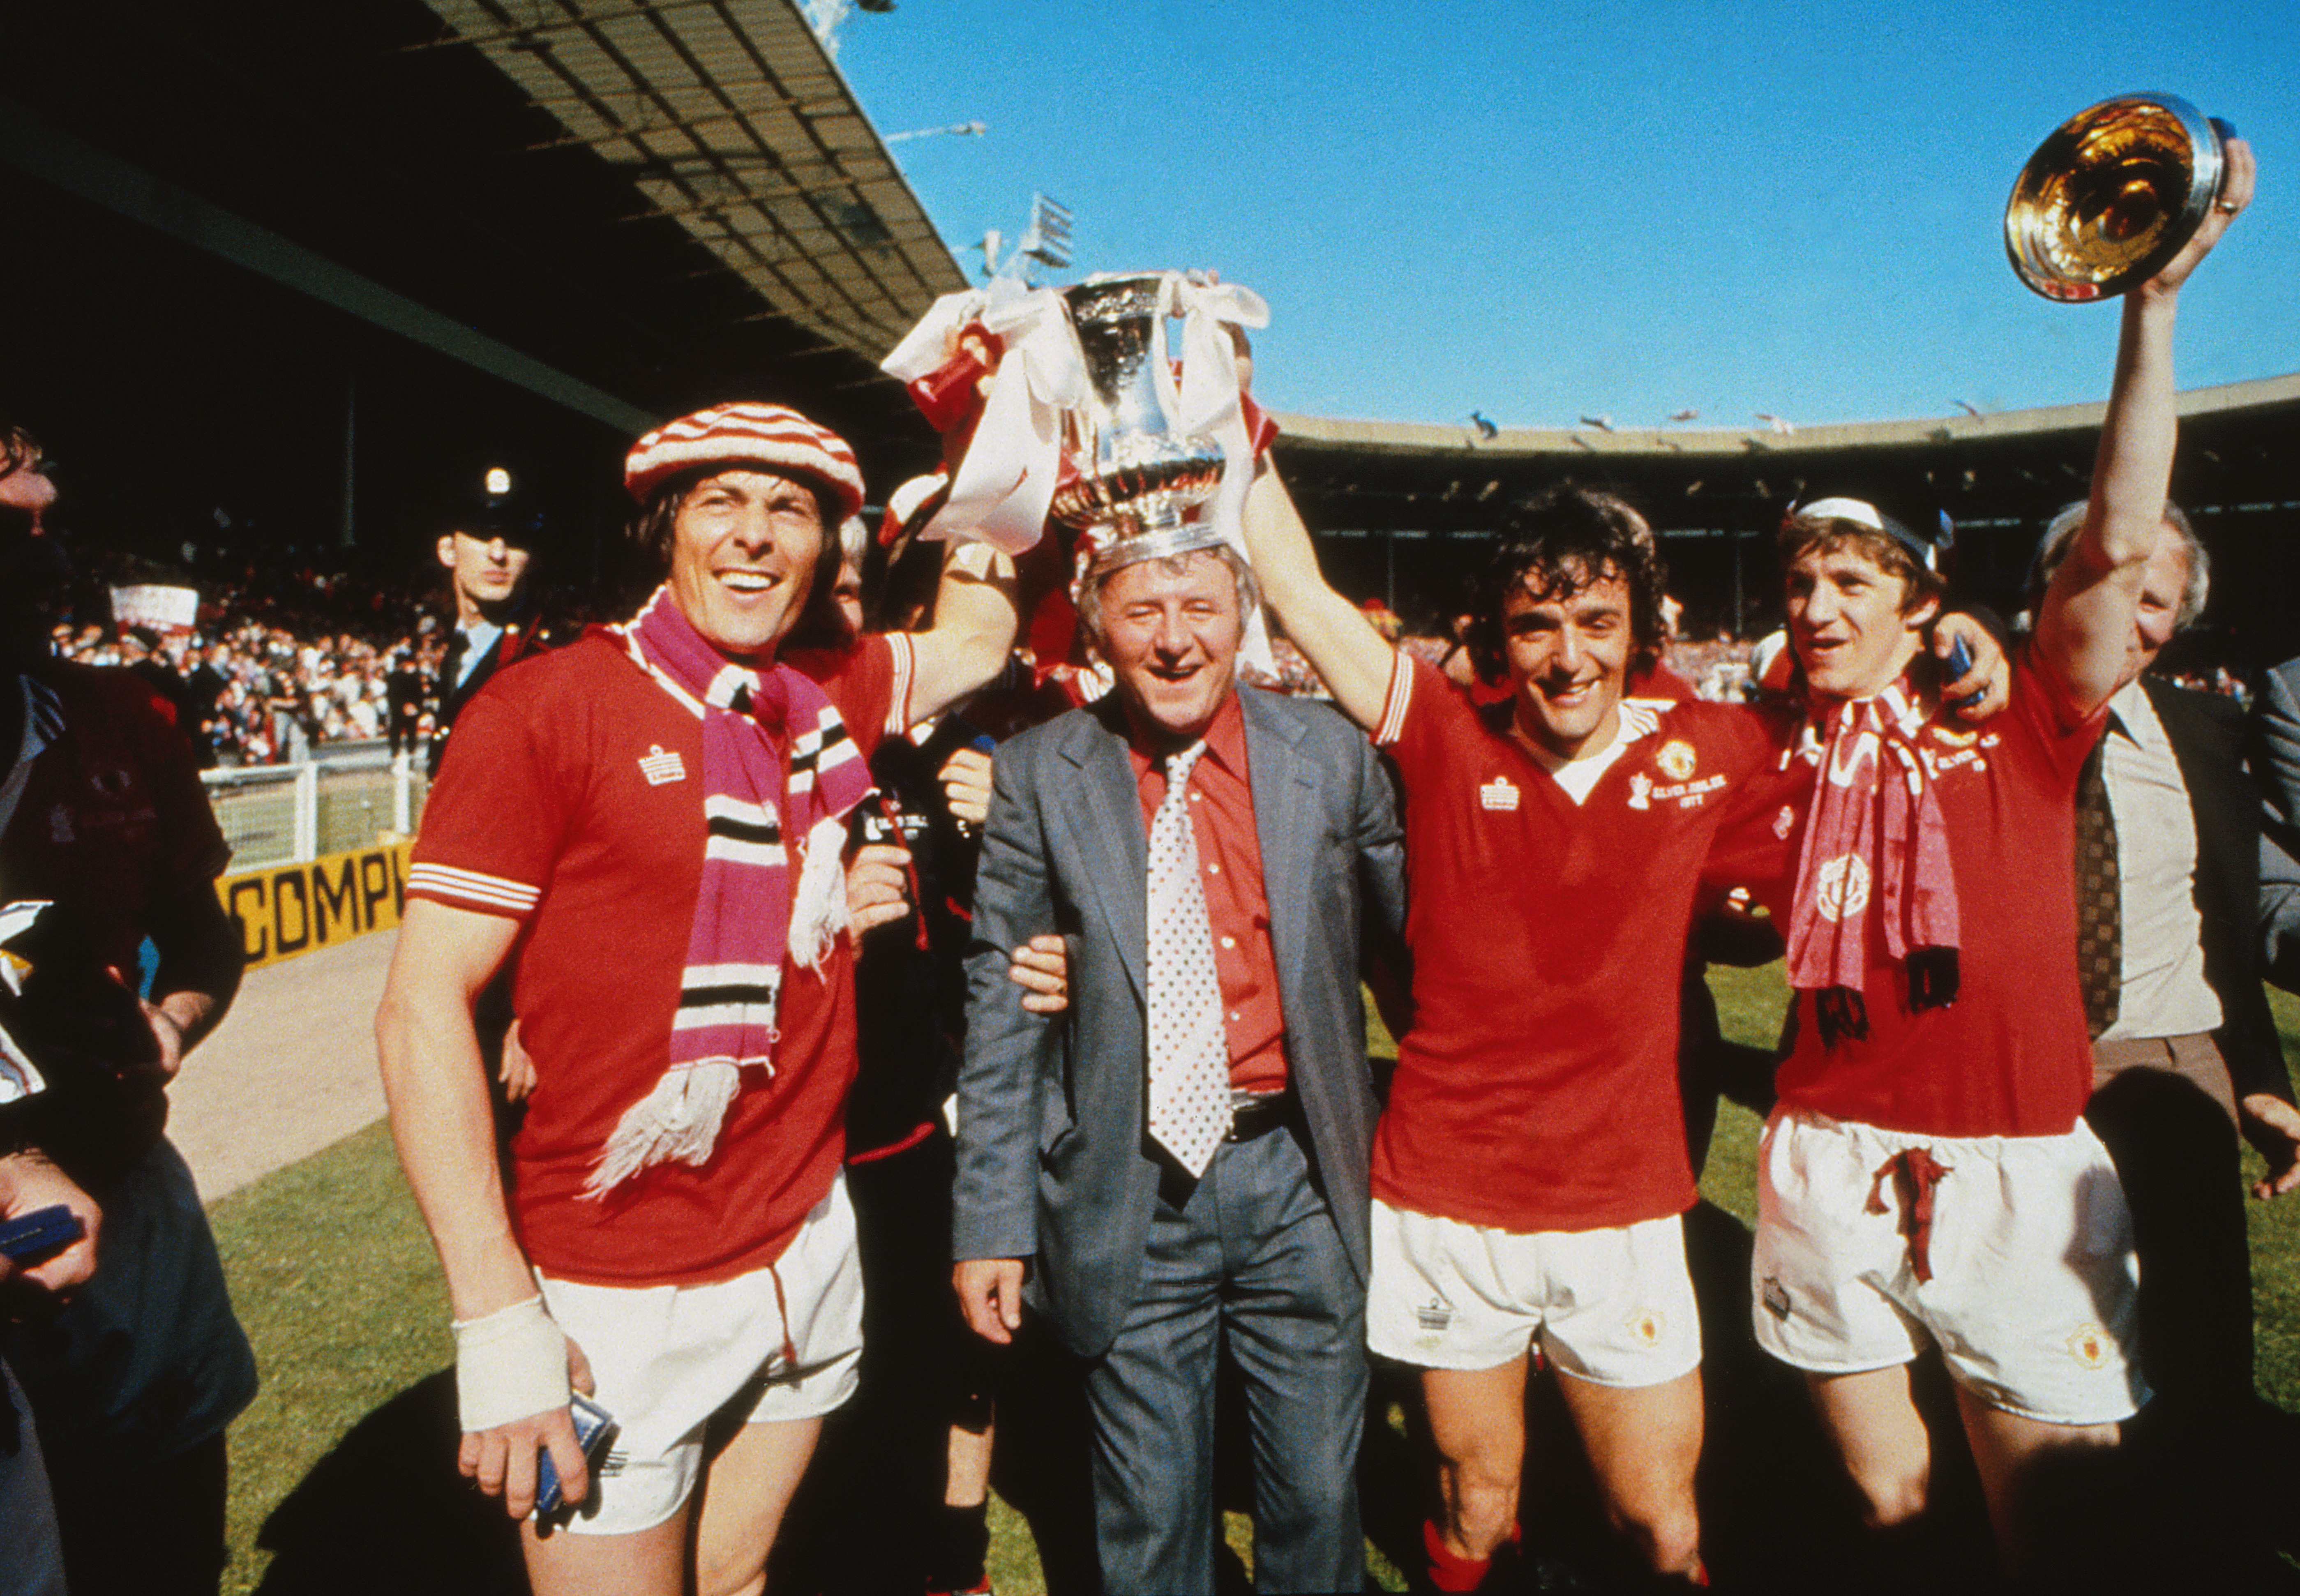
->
[882,271,1277,673]
[879,281,1087,554]
[1160,273,1274,674]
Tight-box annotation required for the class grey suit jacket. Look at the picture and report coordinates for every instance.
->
[2132,677,2291,1105]
[2253,657,2300,993]
[952,686,1406,1359]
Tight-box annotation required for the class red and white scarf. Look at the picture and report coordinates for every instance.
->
[586,587,873,1196]
[1785,679,1960,1046]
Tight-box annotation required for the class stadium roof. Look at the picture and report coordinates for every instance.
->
[412,0,968,362]
[1,0,970,550]
[1269,369,2300,537]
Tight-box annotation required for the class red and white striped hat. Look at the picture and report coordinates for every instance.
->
[623,402,865,519]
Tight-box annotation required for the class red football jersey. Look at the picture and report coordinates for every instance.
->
[1370,656,1775,1234]
[408,631,905,1286]
[1706,651,2103,1137]
[2,665,230,975]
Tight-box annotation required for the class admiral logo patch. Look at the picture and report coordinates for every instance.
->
[1414,1298,1454,1332]
[1656,739,1698,782]
[1479,776,1520,812]
[1772,805,1796,840]
[639,745,687,786]
[1762,1277,1792,1322]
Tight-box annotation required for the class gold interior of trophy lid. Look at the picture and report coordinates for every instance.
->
[2011,100,2196,295]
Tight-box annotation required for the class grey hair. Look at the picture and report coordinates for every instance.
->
[837,514,870,572]
[2030,500,2210,630]
[1077,542,1262,649]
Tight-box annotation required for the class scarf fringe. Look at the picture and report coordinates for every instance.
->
[1905,946,1960,1012]
[788,814,852,971]
[1813,987,1869,1049]
[584,1058,744,1197]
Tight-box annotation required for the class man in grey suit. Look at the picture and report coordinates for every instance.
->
[952,532,1404,1596]
[2256,655,2300,988]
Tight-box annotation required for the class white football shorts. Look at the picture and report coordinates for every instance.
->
[1752,1107,2145,1425]
[536,1173,864,1534]
[1367,1198,1700,1387]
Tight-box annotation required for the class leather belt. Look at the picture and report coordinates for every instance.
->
[1225,1091,1294,1143]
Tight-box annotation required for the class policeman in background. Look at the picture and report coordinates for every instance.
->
[428,465,560,778]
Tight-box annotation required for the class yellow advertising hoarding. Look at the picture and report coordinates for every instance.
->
[215,841,412,971]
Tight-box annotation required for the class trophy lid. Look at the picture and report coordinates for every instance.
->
[2005,93,2227,302]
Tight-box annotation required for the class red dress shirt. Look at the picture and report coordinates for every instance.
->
[1129,691,1290,1096]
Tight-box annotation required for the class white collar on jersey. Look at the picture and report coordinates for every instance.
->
[1525,696,1666,807]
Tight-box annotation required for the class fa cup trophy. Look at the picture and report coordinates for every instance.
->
[875,267,1265,566]
[1050,272,1237,572]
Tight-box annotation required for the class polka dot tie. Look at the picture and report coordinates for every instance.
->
[1145,741,1233,1176]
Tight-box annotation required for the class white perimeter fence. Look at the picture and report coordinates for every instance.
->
[202,745,430,871]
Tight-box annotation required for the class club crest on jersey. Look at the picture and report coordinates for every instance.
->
[1815,853,1871,923]
[2067,1324,2112,1371]
[1625,1309,1666,1348]
[638,744,687,786]
[1479,775,1520,812]
[1656,740,1697,782]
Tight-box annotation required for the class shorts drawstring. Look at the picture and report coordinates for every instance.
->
[766,1261,801,1371]
[1866,1146,1953,1283]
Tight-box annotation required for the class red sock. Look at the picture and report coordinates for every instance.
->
[1424,1518,1512,1594]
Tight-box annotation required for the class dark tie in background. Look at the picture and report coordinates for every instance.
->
[2074,740,2121,1038]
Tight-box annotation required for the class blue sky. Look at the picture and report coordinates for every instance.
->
[833,0,2298,429]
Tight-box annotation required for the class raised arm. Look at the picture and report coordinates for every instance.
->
[905,541,1021,725]
[2037,139,2254,713]
[1241,460,1401,731]
[375,900,591,1517]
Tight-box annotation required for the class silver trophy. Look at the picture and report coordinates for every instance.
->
[1048,273,1231,571]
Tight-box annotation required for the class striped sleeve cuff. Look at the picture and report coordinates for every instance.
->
[1373,653,1413,746]
[406,862,542,918]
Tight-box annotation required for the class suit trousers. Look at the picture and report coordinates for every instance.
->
[2084,1036,2277,1582]
[0,1357,65,1596]
[1082,1121,1367,1596]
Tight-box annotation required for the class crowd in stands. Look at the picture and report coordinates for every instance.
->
[45,551,633,766]
[35,541,2261,771]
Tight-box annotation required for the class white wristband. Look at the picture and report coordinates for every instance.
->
[451,1295,571,1432]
